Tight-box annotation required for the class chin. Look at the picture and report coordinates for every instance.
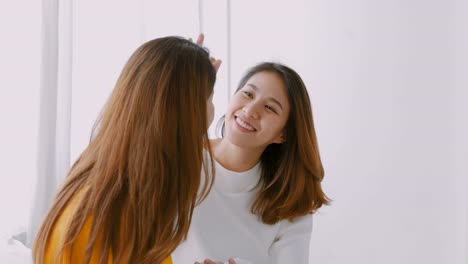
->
[224,130,253,149]
[229,130,278,149]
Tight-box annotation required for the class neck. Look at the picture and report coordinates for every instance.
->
[211,138,265,172]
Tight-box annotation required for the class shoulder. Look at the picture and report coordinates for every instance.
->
[45,187,92,262]
[49,186,90,239]
[276,214,313,238]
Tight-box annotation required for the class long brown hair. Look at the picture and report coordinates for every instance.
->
[33,36,216,263]
[219,62,330,224]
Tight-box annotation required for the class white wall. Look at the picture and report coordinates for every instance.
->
[70,0,142,162]
[306,0,467,263]
[453,0,468,262]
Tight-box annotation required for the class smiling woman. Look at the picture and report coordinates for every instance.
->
[171,62,330,264]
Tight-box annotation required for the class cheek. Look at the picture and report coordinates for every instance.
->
[265,116,288,135]
[268,123,283,135]
[226,99,240,117]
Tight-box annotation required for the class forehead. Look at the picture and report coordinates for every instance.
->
[245,71,288,99]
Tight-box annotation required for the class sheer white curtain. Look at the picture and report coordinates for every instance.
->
[26,0,73,247]
[0,0,41,242]
[0,0,41,262]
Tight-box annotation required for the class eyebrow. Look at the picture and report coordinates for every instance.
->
[247,83,284,111]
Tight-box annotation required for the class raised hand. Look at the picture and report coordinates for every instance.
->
[194,257,237,264]
[195,33,222,72]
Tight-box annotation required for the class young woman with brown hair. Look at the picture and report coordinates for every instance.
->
[172,62,330,264]
[33,36,220,264]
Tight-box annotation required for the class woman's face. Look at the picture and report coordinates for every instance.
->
[224,71,290,149]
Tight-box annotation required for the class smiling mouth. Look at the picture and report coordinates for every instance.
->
[235,116,256,131]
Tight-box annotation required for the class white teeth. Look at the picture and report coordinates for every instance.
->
[236,117,255,131]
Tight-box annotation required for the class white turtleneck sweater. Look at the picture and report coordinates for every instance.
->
[171,159,313,264]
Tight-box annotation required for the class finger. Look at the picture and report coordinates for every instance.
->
[196,33,205,46]
[228,258,237,264]
[203,259,221,264]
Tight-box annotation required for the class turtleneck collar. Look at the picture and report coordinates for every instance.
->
[213,159,262,194]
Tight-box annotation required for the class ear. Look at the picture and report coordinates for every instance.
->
[272,132,285,144]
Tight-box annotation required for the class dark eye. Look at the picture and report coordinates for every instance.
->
[265,105,277,113]
[242,91,253,98]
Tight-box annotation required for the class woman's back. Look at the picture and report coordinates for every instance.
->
[33,36,217,263]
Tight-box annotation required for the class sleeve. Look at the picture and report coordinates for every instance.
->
[267,214,313,264]
[220,215,313,264]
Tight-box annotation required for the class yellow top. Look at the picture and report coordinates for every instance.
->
[44,188,172,264]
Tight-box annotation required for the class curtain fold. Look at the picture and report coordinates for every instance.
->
[26,0,73,248]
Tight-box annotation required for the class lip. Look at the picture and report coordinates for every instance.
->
[234,115,257,132]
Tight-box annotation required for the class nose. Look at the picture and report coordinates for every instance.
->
[242,102,260,119]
